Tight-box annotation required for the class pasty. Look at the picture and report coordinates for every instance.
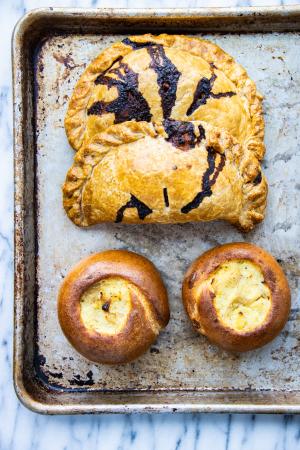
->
[65,34,264,160]
[63,120,267,231]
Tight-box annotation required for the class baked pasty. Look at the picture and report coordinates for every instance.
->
[58,250,169,364]
[63,120,267,231]
[65,34,264,160]
[182,243,291,352]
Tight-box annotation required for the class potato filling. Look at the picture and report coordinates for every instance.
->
[205,259,271,332]
[80,277,133,335]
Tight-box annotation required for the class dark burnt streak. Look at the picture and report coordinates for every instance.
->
[102,301,110,312]
[147,45,181,119]
[187,73,236,116]
[163,188,169,207]
[198,124,206,142]
[88,61,152,123]
[122,38,154,50]
[181,147,225,214]
[123,39,181,119]
[115,194,153,223]
[163,119,206,151]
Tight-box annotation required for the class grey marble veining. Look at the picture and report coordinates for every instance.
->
[1,0,300,449]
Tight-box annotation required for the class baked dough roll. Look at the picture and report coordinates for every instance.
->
[58,250,169,364]
[63,120,267,231]
[65,34,264,160]
[182,243,291,352]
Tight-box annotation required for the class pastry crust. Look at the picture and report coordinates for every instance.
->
[63,120,267,231]
[58,250,169,364]
[182,243,291,352]
[65,34,264,160]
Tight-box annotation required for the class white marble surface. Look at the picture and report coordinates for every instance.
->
[1,0,300,449]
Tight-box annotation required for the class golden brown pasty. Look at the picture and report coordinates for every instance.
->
[65,34,264,160]
[63,120,267,231]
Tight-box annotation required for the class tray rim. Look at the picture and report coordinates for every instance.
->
[13,5,300,414]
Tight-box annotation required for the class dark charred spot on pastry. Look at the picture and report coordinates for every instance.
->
[102,301,110,312]
[162,81,170,92]
[163,119,204,151]
[115,194,153,223]
[253,171,262,185]
[163,188,169,207]
[181,147,225,214]
[86,102,102,115]
[147,45,181,119]
[122,38,154,50]
[198,124,206,142]
[187,72,236,116]
[88,61,152,123]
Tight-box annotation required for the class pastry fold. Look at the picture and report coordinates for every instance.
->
[63,120,267,231]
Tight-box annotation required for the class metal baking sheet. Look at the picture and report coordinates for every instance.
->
[13,7,300,414]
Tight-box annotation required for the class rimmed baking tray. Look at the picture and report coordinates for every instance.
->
[13,7,300,414]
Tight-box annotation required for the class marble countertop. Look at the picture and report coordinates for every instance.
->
[1,0,300,449]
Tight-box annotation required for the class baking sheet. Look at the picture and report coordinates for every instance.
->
[13,7,300,413]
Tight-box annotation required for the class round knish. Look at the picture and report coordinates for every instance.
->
[58,250,169,364]
[182,243,291,352]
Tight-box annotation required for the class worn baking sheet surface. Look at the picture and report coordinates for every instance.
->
[34,30,300,394]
